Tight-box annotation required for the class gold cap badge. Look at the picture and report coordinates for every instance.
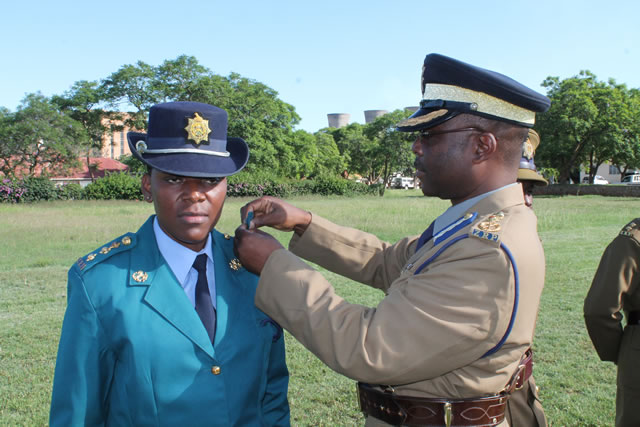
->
[185,112,211,145]
[522,139,534,160]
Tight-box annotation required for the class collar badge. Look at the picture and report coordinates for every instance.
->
[132,270,148,282]
[185,112,212,145]
[229,258,242,271]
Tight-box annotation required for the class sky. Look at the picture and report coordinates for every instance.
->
[2,0,639,133]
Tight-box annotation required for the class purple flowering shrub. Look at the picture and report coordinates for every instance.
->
[0,179,27,203]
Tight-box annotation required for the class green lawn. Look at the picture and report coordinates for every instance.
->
[1,191,637,426]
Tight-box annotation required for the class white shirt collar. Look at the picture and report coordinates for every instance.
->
[153,216,213,286]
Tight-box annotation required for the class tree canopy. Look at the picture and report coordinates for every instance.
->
[536,71,640,183]
[0,94,87,178]
[5,55,639,189]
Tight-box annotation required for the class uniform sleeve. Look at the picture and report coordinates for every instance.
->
[289,214,416,292]
[584,235,640,362]
[256,238,514,386]
[50,267,115,427]
[261,327,290,426]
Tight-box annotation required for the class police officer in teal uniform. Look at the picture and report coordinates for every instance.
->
[50,102,290,426]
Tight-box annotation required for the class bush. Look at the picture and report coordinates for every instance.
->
[56,183,84,200]
[84,172,143,200]
[0,178,27,203]
[118,154,147,176]
[21,177,59,202]
[225,171,378,198]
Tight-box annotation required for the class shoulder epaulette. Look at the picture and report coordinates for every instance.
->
[619,219,640,240]
[470,211,507,244]
[433,212,477,245]
[75,232,137,272]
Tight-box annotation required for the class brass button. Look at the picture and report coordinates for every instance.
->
[211,366,221,375]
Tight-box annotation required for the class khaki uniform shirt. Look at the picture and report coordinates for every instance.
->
[257,185,545,402]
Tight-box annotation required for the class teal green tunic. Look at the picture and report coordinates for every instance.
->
[50,216,290,426]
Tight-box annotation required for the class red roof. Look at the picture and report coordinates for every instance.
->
[50,157,128,179]
[1,157,129,179]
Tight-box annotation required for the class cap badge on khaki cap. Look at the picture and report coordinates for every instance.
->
[523,139,534,160]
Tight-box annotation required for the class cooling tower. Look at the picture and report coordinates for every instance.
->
[327,113,350,128]
[364,110,389,123]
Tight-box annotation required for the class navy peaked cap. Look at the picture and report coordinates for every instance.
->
[398,54,551,132]
[128,101,249,178]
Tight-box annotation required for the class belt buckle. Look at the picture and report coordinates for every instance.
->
[444,401,452,427]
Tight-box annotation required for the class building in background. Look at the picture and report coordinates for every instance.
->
[99,115,134,159]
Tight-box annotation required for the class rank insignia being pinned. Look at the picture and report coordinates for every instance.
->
[229,258,242,271]
[86,253,97,262]
[185,112,211,145]
[122,236,132,245]
[132,270,148,282]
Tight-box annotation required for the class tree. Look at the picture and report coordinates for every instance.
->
[609,88,640,179]
[190,72,302,175]
[0,93,87,178]
[52,80,118,181]
[101,61,159,131]
[363,109,414,195]
[153,55,210,102]
[536,71,640,183]
[326,123,367,177]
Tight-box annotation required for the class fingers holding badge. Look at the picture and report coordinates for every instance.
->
[245,211,254,229]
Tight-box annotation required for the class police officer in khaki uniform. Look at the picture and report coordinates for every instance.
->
[235,53,551,426]
[585,220,640,427]
[506,129,548,427]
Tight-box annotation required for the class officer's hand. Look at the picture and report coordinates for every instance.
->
[234,225,285,275]
[240,196,311,236]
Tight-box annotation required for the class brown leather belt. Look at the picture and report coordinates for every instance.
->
[629,310,640,325]
[357,349,534,426]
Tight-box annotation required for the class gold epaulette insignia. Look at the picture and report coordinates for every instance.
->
[620,221,639,237]
[477,211,505,232]
[229,258,242,271]
[81,235,134,269]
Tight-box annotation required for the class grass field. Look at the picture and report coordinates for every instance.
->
[1,191,638,426]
